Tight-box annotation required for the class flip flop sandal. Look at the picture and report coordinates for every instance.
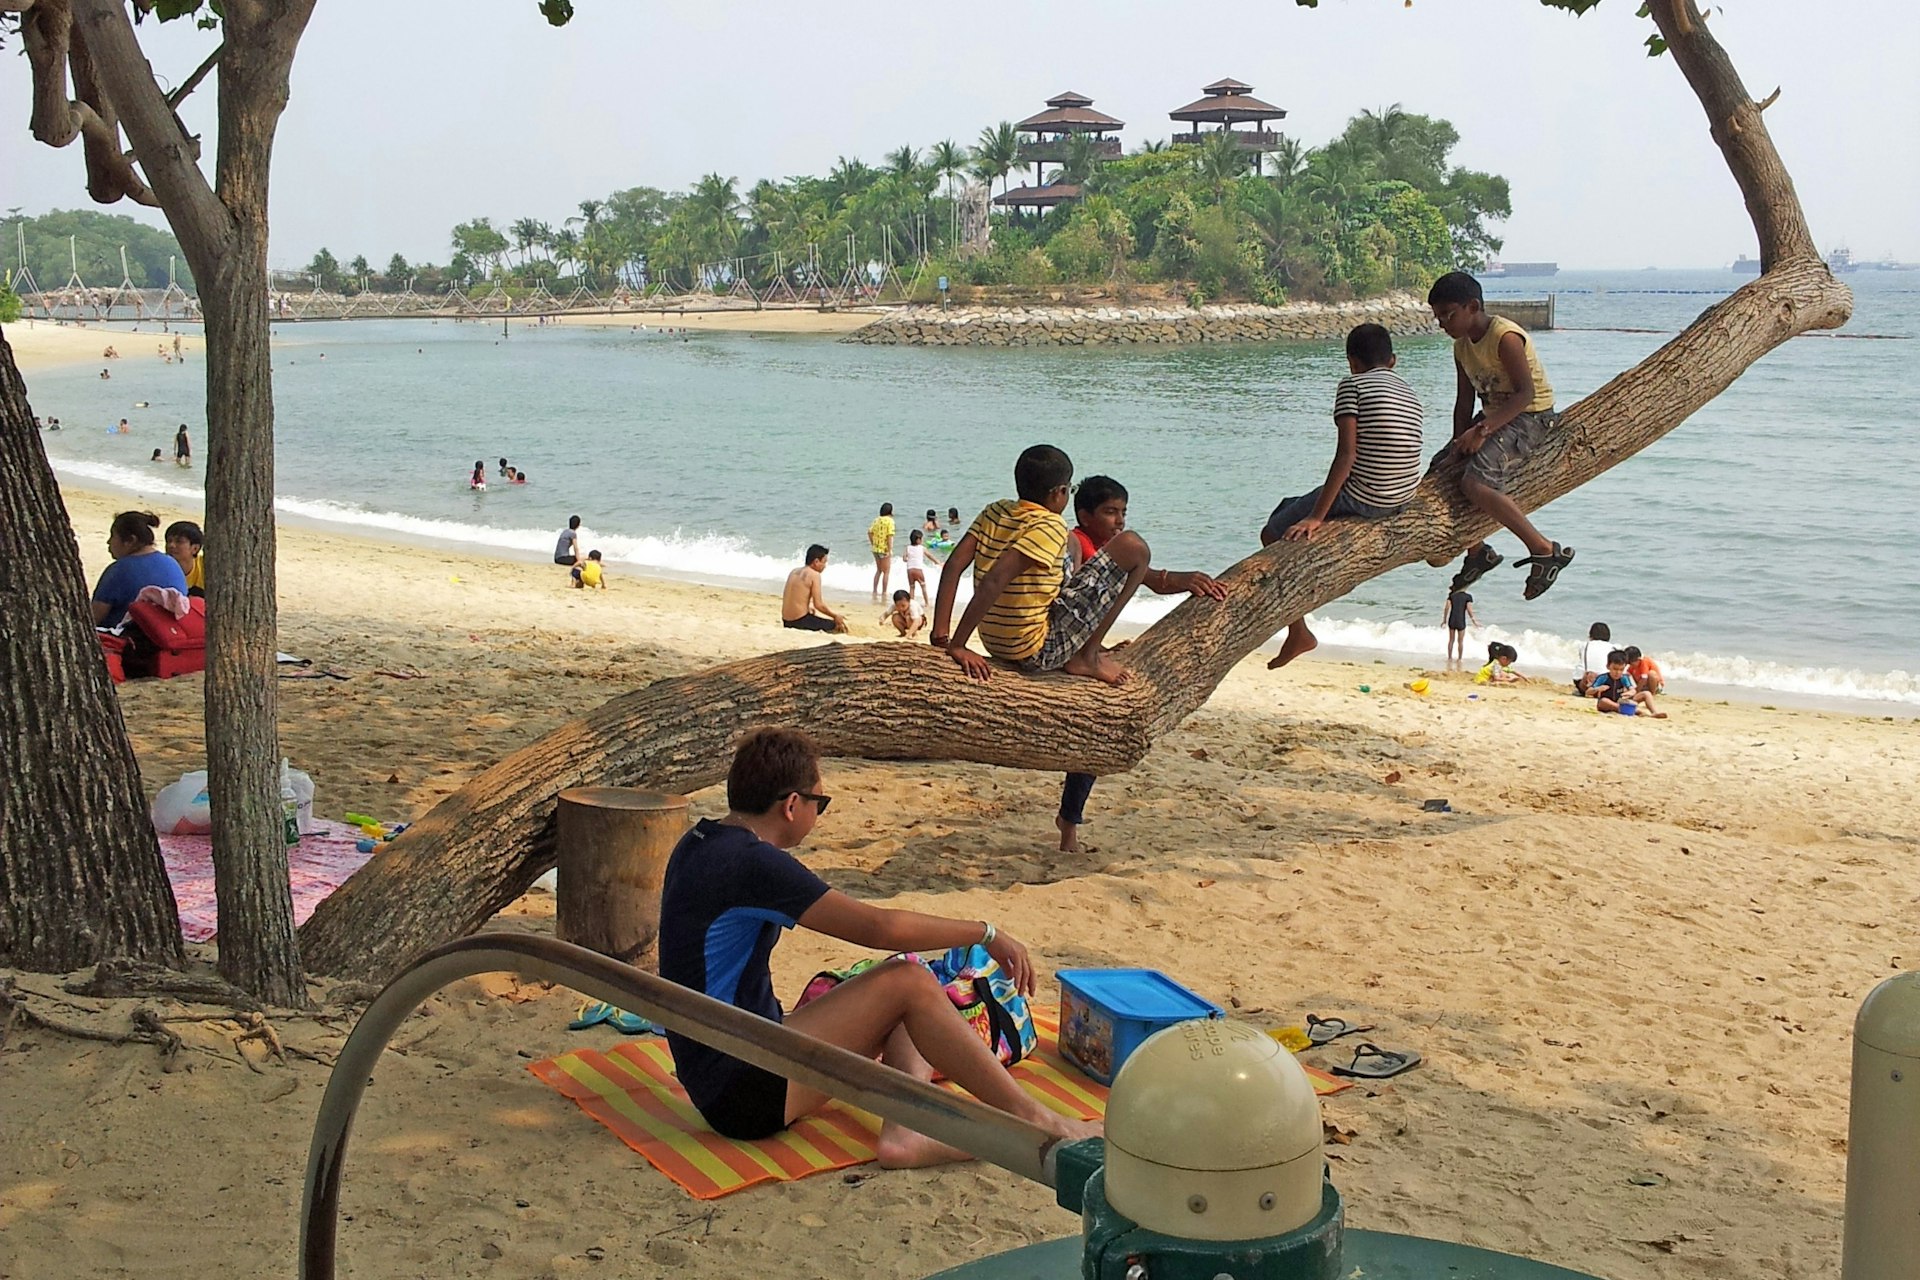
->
[1331,1042,1423,1079]
[1516,543,1576,600]
[568,1001,657,1034]
[1305,1014,1375,1045]
[1449,546,1504,593]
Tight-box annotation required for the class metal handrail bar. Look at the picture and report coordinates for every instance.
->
[300,933,1063,1279]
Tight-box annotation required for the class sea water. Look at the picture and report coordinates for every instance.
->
[25,269,1920,706]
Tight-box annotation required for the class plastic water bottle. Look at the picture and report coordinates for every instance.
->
[280,758,300,847]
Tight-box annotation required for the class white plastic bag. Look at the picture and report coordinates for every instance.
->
[286,767,316,835]
[152,771,212,835]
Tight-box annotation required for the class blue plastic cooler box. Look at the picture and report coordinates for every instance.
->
[1055,968,1224,1086]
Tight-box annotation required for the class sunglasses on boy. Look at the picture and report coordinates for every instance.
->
[785,790,831,816]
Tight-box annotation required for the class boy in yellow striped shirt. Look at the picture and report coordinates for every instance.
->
[930,444,1150,685]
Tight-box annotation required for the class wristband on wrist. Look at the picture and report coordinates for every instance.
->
[980,921,997,946]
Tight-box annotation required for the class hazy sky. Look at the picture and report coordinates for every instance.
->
[5,1,1917,271]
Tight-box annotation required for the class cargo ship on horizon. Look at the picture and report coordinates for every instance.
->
[1483,260,1558,277]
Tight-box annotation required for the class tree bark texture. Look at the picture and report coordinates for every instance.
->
[300,4,1853,984]
[554,788,689,970]
[0,329,184,970]
[66,0,317,1004]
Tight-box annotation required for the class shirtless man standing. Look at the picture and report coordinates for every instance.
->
[782,544,847,633]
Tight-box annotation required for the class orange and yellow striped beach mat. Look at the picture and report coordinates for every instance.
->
[529,1013,1349,1200]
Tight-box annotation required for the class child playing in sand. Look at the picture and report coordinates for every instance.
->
[880,589,925,638]
[1475,641,1528,685]
[1054,475,1226,851]
[570,549,606,590]
[1429,271,1575,600]
[1574,622,1613,694]
[1261,323,1425,671]
[901,529,940,608]
[1588,650,1666,717]
[931,445,1150,686]
[1625,646,1666,694]
[658,727,1101,1163]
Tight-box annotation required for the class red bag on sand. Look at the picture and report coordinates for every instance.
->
[97,631,130,684]
[125,597,207,679]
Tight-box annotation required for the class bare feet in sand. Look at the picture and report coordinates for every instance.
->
[1063,650,1131,685]
[1266,623,1318,670]
[875,1124,978,1168]
[875,1108,1101,1169]
[1056,815,1080,853]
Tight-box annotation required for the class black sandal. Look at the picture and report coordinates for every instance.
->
[1516,543,1575,600]
[1449,545,1503,593]
[1305,1014,1375,1046]
[1330,1042,1423,1079]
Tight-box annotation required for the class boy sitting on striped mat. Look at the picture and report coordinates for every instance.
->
[658,727,1102,1166]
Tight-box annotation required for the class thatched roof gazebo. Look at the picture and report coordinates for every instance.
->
[1169,77,1287,167]
[996,91,1123,212]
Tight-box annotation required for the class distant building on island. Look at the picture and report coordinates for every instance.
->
[994,91,1124,215]
[1168,78,1288,173]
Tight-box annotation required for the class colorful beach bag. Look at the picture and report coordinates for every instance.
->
[797,944,1037,1067]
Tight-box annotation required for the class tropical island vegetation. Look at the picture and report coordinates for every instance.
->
[296,106,1508,306]
[4,207,193,292]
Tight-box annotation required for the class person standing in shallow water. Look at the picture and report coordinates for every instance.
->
[174,423,192,468]
[1443,587,1476,665]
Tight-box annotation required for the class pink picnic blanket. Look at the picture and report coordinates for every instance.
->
[159,819,376,942]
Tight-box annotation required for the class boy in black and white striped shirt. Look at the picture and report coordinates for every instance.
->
[1259,322,1424,670]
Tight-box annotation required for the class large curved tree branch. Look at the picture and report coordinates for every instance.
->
[20,1,158,206]
[64,0,232,261]
[294,3,1837,980]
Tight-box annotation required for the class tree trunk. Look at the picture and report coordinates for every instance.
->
[0,328,184,970]
[194,6,311,1007]
[301,2,1853,984]
[198,220,304,1005]
[64,0,316,1004]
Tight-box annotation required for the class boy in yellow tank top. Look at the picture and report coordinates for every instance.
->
[1428,271,1575,600]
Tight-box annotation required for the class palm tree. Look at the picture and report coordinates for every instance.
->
[569,199,605,232]
[1137,138,1166,154]
[1056,132,1101,187]
[509,217,542,268]
[971,121,1020,203]
[550,227,580,281]
[884,145,919,180]
[1268,135,1306,189]
[1194,130,1249,193]
[928,138,969,247]
[687,173,742,265]
[1356,104,1409,163]
[827,156,877,204]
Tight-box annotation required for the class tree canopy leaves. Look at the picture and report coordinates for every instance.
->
[6,209,193,290]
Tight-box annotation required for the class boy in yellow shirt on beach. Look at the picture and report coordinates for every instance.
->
[1428,271,1575,601]
[570,549,606,590]
[930,444,1150,685]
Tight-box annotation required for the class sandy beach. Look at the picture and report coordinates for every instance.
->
[2,481,1914,1280]
[4,318,204,372]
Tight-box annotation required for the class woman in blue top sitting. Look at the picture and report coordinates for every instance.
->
[92,510,189,629]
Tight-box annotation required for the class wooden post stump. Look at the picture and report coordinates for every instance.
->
[554,787,689,970]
